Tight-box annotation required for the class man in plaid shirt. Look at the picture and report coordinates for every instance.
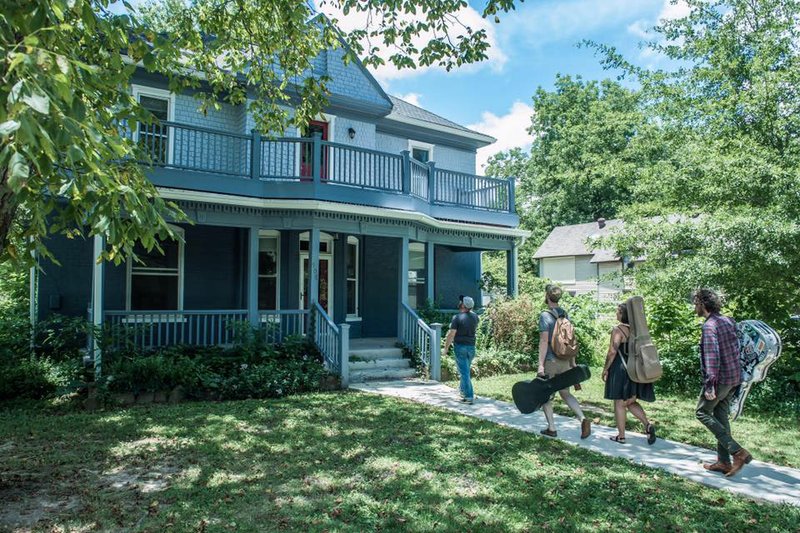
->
[693,289,751,477]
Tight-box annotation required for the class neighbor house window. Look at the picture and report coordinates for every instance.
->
[127,226,184,310]
[133,86,174,165]
[409,140,434,164]
[258,232,280,310]
[408,242,426,309]
[346,236,359,318]
[541,257,576,285]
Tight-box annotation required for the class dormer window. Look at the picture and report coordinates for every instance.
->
[409,140,434,164]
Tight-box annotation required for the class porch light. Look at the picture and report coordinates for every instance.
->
[348,127,356,139]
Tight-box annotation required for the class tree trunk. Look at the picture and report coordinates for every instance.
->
[0,166,19,257]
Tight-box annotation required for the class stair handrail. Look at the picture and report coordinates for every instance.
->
[311,302,341,376]
[399,302,442,380]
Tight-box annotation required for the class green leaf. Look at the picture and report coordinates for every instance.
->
[0,120,21,136]
[8,152,30,189]
[22,91,51,115]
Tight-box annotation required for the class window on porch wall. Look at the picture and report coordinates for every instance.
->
[128,233,183,310]
[258,236,279,310]
[346,236,359,318]
[408,242,426,309]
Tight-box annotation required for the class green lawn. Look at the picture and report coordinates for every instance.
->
[455,370,800,468]
[1,393,798,532]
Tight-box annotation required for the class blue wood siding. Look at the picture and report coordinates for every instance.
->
[360,236,399,338]
[37,234,93,321]
[434,247,482,307]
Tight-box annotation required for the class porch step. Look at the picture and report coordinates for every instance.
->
[349,367,418,383]
[349,357,411,371]
[348,347,405,361]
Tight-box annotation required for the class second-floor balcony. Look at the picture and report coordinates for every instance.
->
[137,121,518,227]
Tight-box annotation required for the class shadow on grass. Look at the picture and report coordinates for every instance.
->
[1,392,798,531]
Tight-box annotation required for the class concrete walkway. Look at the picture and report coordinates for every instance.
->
[350,380,800,507]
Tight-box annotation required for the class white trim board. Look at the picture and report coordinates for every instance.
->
[156,188,530,239]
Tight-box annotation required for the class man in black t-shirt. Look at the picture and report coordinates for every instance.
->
[443,295,479,405]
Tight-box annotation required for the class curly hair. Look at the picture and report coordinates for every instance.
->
[545,284,563,304]
[693,288,722,314]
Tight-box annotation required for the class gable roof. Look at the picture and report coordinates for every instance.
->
[533,219,623,262]
[382,95,496,147]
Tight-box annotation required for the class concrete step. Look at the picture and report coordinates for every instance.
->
[349,367,418,383]
[348,347,405,361]
[349,358,411,371]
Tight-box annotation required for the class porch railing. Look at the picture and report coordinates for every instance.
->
[104,309,248,349]
[133,120,516,214]
[310,302,342,375]
[399,302,442,380]
[257,309,309,344]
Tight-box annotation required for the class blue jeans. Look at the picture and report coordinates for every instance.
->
[454,344,476,400]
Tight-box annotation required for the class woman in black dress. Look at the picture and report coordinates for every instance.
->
[602,303,657,445]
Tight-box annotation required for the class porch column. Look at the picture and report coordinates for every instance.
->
[91,234,105,377]
[426,242,435,305]
[397,236,409,335]
[247,227,259,327]
[308,228,321,305]
[506,242,519,298]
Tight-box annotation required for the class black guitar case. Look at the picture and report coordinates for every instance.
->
[512,365,592,414]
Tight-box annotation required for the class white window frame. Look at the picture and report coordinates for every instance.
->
[407,242,426,309]
[346,236,361,321]
[294,113,336,178]
[125,224,185,312]
[258,230,281,311]
[408,139,434,163]
[298,231,335,313]
[132,84,176,165]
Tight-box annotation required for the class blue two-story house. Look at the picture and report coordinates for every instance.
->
[31,44,526,384]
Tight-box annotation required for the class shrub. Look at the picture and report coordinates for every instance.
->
[0,356,81,400]
[442,347,533,380]
[34,314,92,361]
[483,293,613,367]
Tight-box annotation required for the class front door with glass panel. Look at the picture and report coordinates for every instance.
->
[299,233,334,314]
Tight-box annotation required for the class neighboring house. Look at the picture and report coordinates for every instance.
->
[31,41,526,383]
[533,218,630,301]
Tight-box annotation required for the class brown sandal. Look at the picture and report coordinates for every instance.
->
[610,435,626,444]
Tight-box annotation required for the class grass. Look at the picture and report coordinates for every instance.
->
[1,393,799,532]
[455,369,800,468]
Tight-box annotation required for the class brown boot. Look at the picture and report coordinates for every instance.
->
[580,418,591,439]
[725,449,752,477]
[703,461,732,474]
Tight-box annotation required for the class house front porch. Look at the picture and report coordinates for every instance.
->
[35,198,524,384]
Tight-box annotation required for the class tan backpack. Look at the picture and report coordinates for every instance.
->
[549,309,579,360]
[621,296,663,383]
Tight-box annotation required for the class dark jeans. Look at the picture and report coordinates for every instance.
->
[695,383,742,464]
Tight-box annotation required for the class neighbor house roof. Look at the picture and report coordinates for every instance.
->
[533,219,623,262]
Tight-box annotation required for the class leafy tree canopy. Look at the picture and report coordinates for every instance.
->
[1,0,518,265]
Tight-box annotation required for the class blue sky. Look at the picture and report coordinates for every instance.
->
[113,0,688,171]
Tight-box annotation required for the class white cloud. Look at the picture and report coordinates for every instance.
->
[503,0,660,49]
[658,0,691,22]
[627,20,652,39]
[467,101,534,172]
[396,92,422,107]
[316,3,507,85]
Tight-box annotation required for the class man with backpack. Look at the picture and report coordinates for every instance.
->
[693,288,751,477]
[537,285,591,439]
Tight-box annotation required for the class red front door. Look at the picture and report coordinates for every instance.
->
[300,120,329,180]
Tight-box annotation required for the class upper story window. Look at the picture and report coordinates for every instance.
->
[409,140,434,164]
[132,85,175,166]
[127,225,184,311]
